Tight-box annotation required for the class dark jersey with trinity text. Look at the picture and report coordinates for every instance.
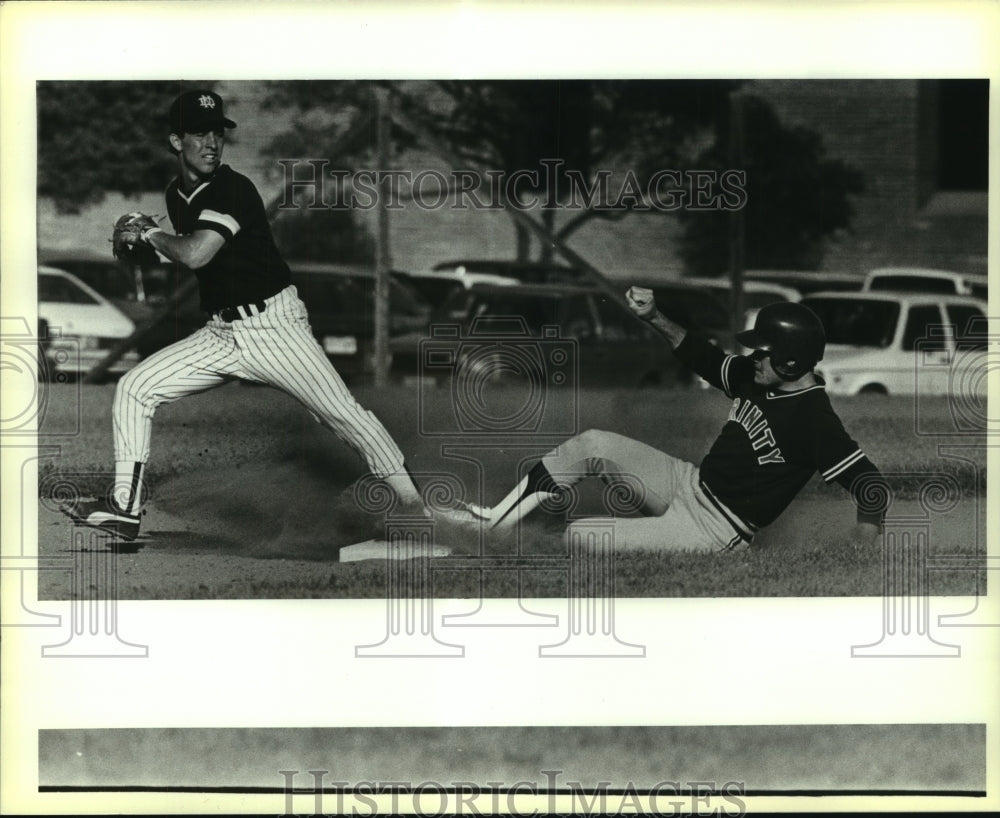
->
[673,333,885,529]
[165,164,291,312]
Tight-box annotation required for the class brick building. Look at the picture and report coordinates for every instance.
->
[751,79,988,277]
[37,80,989,283]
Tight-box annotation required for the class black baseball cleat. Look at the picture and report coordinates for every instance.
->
[60,498,142,542]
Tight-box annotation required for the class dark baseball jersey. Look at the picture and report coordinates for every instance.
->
[673,332,886,530]
[166,164,291,312]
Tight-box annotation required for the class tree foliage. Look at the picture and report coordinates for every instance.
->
[263,80,741,260]
[271,207,375,264]
[674,95,865,275]
[401,80,743,259]
[37,80,866,274]
[37,81,195,213]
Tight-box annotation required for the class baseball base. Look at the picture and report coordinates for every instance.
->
[338,539,453,563]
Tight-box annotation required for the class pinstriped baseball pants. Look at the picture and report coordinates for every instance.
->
[112,285,405,477]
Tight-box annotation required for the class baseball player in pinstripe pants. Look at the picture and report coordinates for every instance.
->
[62,90,444,542]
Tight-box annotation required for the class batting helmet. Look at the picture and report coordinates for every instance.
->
[736,302,826,381]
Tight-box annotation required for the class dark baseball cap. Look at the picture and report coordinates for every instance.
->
[169,90,237,134]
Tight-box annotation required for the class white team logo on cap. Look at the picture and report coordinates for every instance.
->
[198,95,216,109]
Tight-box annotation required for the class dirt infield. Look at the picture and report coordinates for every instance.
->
[37,480,986,600]
[34,382,988,599]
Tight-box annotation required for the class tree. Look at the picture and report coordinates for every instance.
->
[37,81,201,213]
[263,80,741,261]
[674,95,865,275]
[271,206,375,264]
[263,81,864,271]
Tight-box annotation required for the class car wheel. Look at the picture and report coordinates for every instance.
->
[858,383,888,395]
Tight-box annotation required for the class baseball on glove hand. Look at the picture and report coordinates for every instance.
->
[112,212,160,266]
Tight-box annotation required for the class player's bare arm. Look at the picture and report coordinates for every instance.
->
[135,125,231,268]
[145,228,225,269]
[625,285,687,347]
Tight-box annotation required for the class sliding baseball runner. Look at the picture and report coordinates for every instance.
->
[479,288,887,552]
[62,89,474,544]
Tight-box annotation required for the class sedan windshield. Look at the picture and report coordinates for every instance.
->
[39,273,100,305]
[801,297,901,348]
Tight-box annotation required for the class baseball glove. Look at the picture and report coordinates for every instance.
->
[112,212,160,266]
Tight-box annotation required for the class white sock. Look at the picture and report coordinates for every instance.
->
[381,467,423,506]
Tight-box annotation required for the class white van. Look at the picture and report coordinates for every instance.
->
[801,290,989,396]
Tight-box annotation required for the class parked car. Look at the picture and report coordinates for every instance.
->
[431,259,587,285]
[745,269,864,295]
[38,249,177,319]
[685,276,801,311]
[801,291,989,395]
[37,265,141,378]
[38,248,207,358]
[862,267,988,299]
[390,282,685,389]
[287,261,434,381]
[396,268,520,310]
[683,276,801,338]
[632,279,736,352]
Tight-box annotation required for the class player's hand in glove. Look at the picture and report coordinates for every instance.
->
[112,212,162,266]
[626,286,658,320]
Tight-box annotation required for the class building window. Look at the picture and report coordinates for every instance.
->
[937,79,988,191]
[918,79,989,216]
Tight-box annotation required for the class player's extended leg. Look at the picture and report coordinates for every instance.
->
[564,460,750,553]
[488,429,678,530]
[64,324,239,540]
[233,295,423,506]
[112,325,239,508]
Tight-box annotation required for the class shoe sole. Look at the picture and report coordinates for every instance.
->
[59,504,141,542]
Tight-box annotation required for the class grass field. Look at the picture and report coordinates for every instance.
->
[24,383,994,807]
[35,381,988,599]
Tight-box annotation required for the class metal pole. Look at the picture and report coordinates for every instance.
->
[729,91,746,342]
[388,104,628,310]
[374,88,391,387]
